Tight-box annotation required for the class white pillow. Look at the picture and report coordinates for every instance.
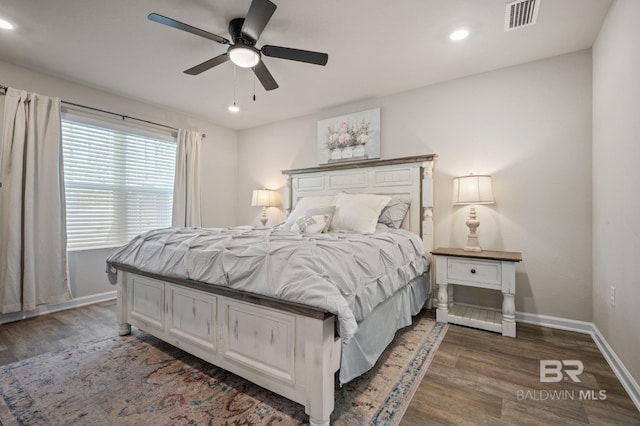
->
[286,195,337,226]
[330,192,391,234]
[291,214,330,234]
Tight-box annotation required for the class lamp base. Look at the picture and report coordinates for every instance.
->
[260,207,268,226]
[464,206,482,252]
[464,228,482,251]
[464,242,482,252]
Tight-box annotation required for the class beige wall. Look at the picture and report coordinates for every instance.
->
[238,50,593,322]
[0,59,238,299]
[593,0,640,383]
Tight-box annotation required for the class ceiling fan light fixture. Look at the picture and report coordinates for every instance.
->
[228,44,260,68]
[0,18,14,30]
[450,28,470,41]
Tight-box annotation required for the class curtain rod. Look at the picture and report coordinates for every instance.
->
[0,84,206,138]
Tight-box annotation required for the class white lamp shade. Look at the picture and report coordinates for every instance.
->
[452,175,494,205]
[251,189,277,207]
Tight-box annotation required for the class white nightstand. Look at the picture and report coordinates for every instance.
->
[431,248,522,337]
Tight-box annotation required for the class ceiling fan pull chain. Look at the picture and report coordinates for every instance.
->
[228,65,240,112]
[234,65,238,104]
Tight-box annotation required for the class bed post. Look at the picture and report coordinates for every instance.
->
[304,315,338,426]
[117,272,131,336]
[421,159,435,308]
[284,174,293,218]
[421,159,434,254]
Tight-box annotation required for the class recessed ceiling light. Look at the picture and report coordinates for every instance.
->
[0,18,14,30]
[450,28,469,41]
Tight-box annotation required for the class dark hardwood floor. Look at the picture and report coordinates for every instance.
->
[403,312,640,425]
[1,302,638,425]
[0,301,118,366]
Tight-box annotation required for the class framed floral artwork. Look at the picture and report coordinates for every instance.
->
[317,108,380,164]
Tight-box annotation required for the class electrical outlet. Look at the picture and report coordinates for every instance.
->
[610,286,615,307]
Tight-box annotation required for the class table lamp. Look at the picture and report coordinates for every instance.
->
[452,174,494,252]
[251,189,277,226]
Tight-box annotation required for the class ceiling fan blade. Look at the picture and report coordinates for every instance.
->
[148,13,230,45]
[184,54,230,75]
[253,61,279,91]
[261,45,328,66]
[241,0,277,42]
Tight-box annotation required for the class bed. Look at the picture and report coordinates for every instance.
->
[106,154,435,426]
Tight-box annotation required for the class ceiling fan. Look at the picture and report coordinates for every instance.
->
[148,0,329,91]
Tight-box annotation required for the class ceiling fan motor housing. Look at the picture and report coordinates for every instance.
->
[229,18,250,44]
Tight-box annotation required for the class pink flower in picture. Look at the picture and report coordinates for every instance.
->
[357,134,370,144]
[338,133,351,144]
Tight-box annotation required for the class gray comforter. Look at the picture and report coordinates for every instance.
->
[106,226,429,341]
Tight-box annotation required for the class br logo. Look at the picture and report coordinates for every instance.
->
[540,360,583,383]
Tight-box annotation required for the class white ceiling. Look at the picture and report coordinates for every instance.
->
[0,0,611,130]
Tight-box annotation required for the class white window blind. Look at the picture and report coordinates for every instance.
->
[61,117,176,250]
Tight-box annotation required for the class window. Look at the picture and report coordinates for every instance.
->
[61,115,176,250]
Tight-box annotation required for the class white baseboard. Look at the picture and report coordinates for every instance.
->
[516,311,594,334]
[0,291,117,325]
[516,311,640,411]
[590,324,640,412]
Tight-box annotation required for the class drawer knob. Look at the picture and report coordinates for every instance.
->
[470,268,476,274]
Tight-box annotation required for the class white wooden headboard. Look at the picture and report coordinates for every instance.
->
[281,155,436,253]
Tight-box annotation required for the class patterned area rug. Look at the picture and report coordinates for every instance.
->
[0,310,447,425]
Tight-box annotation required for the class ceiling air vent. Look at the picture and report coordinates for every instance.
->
[505,0,540,31]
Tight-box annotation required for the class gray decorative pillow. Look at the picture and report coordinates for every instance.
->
[378,198,411,229]
[294,215,318,232]
[291,214,329,234]
[304,206,336,233]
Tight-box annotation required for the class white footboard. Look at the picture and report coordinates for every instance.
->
[117,271,341,426]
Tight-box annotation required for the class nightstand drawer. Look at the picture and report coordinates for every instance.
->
[447,258,501,287]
